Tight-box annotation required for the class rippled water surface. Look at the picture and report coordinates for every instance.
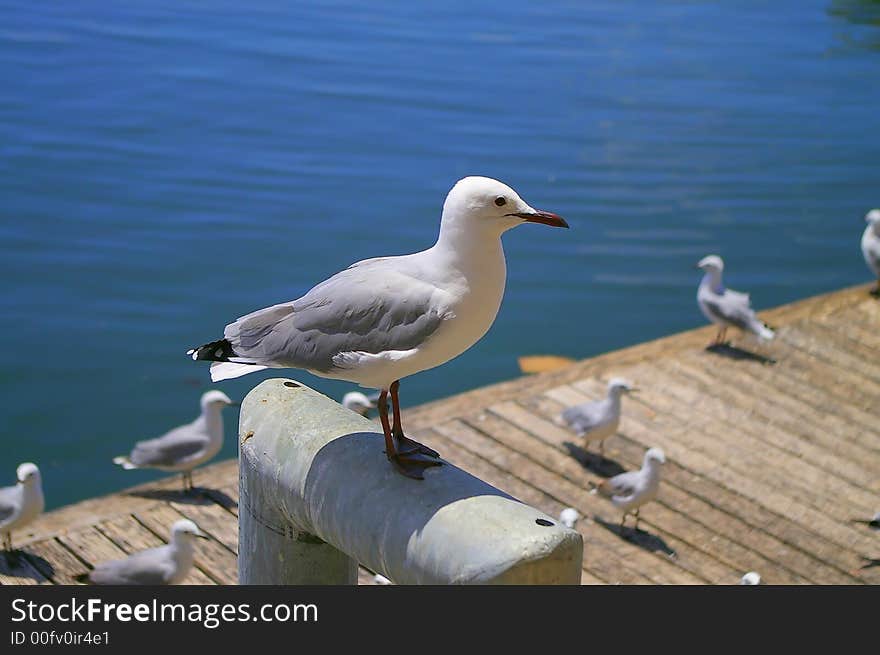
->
[1,1,878,507]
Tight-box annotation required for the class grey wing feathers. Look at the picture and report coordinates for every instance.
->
[89,549,175,585]
[129,426,206,468]
[561,402,604,433]
[223,258,451,372]
[604,471,639,498]
[704,289,758,331]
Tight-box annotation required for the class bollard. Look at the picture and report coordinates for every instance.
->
[238,379,583,585]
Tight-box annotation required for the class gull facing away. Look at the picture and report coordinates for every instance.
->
[342,391,377,417]
[188,176,568,479]
[76,519,208,585]
[0,463,44,553]
[560,378,636,455]
[740,571,761,585]
[862,209,880,295]
[113,390,235,491]
[590,447,665,530]
[696,255,774,346]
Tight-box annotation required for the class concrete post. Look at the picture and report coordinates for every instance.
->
[238,379,583,585]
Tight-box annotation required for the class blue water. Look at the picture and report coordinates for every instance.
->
[1,1,878,509]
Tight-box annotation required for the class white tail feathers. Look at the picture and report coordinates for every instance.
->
[113,456,137,470]
[210,361,268,382]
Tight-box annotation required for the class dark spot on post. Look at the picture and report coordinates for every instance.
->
[284,381,299,388]
[536,518,554,527]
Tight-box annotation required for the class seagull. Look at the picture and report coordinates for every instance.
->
[851,510,880,530]
[739,571,761,585]
[76,519,208,585]
[558,507,580,529]
[113,390,235,491]
[560,378,636,455]
[862,209,880,295]
[342,391,377,417]
[590,447,665,530]
[0,463,45,555]
[696,255,774,346]
[188,176,568,479]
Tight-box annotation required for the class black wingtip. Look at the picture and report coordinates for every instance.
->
[74,572,91,584]
[189,338,238,363]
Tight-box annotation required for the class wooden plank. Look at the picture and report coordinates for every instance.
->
[430,421,713,584]
[536,388,861,584]
[0,551,51,585]
[479,403,809,585]
[58,527,129,571]
[168,496,239,555]
[97,514,216,585]
[20,538,90,585]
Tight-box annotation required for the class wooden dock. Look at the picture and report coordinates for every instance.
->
[3,284,878,585]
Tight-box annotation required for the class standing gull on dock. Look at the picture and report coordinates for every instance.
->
[696,255,774,345]
[76,519,207,585]
[188,176,568,479]
[113,390,235,491]
[560,378,635,455]
[0,463,44,555]
[590,447,665,530]
[861,209,880,295]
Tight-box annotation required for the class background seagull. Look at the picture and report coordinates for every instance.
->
[76,519,207,585]
[0,463,44,556]
[341,391,377,417]
[560,378,636,455]
[696,254,774,345]
[591,447,665,530]
[113,390,234,491]
[861,209,880,295]
[188,176,568,479]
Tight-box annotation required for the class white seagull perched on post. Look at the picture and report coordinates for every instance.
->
[76,519,208,585]
[0,463,44,555]
[861,209,880,295]
[591,447,665,530]
[188,176,568,479]
[560,378,636,455]
[113,390,235,491]
[696,255,774,346]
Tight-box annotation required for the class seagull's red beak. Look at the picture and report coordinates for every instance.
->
[507,210,569,228]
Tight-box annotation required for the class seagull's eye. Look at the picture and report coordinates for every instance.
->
[494,196,506,207]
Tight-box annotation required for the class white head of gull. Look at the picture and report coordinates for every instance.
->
[342,391,377,417]
[189,176,568,479]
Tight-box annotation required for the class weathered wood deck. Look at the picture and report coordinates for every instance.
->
[3,284,878,585]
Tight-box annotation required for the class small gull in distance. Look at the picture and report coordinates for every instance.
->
[696,255,774,346]
[558,507,580,529]
[0,463,45,555]
[113,390,235,492]
[740,571,761,585]
[560,378,636,456]
[590,447,665,531]
[861,209,880,295]
[342,391,377,417]
[188,176,568,479]
[76,519,208,585]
